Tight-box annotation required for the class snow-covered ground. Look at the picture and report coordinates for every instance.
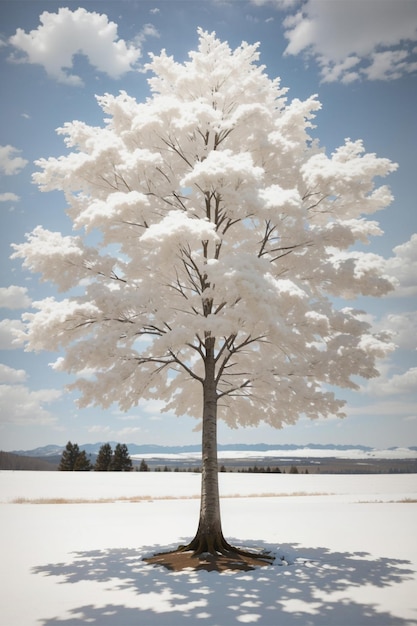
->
[1,471,417,625]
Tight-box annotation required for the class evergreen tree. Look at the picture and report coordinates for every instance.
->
[58,441,92,471]
[110,443,133,471]
[139,459,149,472]
[94,443,113,471]
[58,441,80,471]
[73,450,93,471]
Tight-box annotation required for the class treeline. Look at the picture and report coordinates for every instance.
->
[59,441,134,471]
[149,464,305,474]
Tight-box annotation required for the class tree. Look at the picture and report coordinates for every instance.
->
[94,443,113,471]
[58,441,92,471]
[58,441,80,471]
[110,443,133,471]
[13,30,396,564]
[73,449,93,471]
[139,459,149,472]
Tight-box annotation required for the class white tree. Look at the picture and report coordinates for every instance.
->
[13,30,396,564]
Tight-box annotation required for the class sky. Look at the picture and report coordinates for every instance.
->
[0,0,416,452]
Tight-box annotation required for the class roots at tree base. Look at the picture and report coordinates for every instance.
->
[144,530,275,571]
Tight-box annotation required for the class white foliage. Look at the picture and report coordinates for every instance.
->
[12,29,397,429]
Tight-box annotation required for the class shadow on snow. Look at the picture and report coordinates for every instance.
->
[32,539,416,626]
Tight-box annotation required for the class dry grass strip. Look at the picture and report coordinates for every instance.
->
[10,491,333,505]
[358,498,417,504]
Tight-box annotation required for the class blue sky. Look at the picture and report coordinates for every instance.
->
[0,0,416,451]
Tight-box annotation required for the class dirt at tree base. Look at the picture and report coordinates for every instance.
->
[144,549,274,572]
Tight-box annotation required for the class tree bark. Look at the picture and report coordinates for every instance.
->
[182,335,228,553]
[166,335,274,562]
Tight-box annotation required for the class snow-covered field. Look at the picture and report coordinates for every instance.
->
[1,471,417,626]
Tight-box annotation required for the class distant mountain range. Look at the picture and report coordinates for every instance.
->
[9,442,417,458]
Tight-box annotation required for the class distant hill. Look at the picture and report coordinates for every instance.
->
[10,441,377,458]
[5,441,417,464]
[0,451,59,471]
[9,442,417,459]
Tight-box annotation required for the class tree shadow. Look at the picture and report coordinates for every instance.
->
[33,539,417,625]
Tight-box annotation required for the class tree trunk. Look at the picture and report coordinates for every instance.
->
[157,336,274,563]
[182,336,229,554]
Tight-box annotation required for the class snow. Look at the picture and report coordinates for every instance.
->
[1,471,417,625]
[131,446,417,463]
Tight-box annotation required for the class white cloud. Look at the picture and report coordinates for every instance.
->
[383,367,417,395]
[0,364,27,384]
[0,145,28,175]
[87,424,141,438]
[88,425,111,435]
[346,398,417,418]
[365,366,417,397]
[0,192,20,202]
[251,0,299,7]
[0,286,31,309]
[150,8,160,15]
[117,426,142,437]
[378,312,417,350]
[365,49,417,81]
[281,0,417,82]
[0,319,25,349]
[133,23,160,47]
[9,8,143,86]
[384,233,417,297]
[0,384,61,426]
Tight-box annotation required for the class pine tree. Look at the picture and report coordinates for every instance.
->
[110,444,133,471]
[73,450,93,471]
[58,441,92,471]
[139,459,149,472]
[94,443,113,471]
[58,441,80,471]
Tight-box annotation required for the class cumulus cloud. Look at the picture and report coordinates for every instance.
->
[378,312,417,350]
[0,145,28,175]
[384,233,417,297]
[0,286,31,309]
[0,364,27,384]
[8,7,144,86]
[364,365,417,398]
[278,0,417,82]
[0,192,20,202]
[0,319,25,349]
[0,383,60,426]
[382,367,417,395]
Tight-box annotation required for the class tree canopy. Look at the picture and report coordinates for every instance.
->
[12,30,396,432]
